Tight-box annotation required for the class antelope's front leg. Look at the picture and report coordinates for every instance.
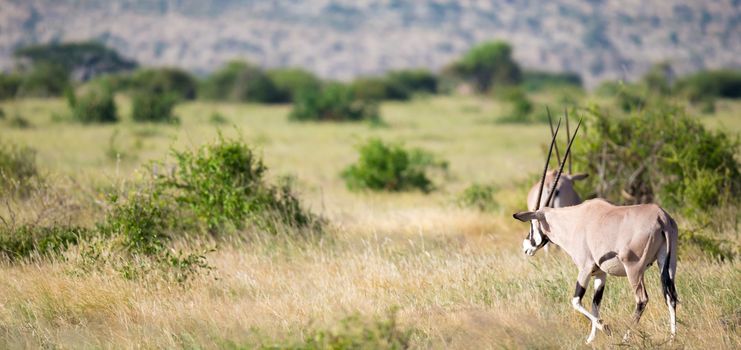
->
[571,267,606,343]
[588,271,611,341]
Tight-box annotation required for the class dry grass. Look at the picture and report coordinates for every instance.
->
[0,96,740,348]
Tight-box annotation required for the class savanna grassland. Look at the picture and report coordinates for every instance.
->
[1,94,740,349]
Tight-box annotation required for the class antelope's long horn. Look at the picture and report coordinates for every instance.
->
[545,118,582,207]
[565,108,572,174]
[535,118,561,211]
[547,106,562,167]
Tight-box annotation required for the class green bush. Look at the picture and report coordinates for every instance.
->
[290,83,379,122]
[209,112,228,125]
[0,73,22,100]
[352,77,410,101]
[615,86,647,112]
[641,62,673,96]
[458,183,499,211]
[131,91,178,123]
[675,69,741,102]
[386,69,439,95]
[573,104,741,217]
[69,88,118,123]
[0,225,90,260]
[200,60,282,103]
[6,114,33,129]
[157,136,319,233]
[16,63,70,97]
[130,68,198,100]
[521,70,583,92]
[0,142,38,195]
[497,88,546,124]
[342,138,447,192]
[266,68,321,102]
[450,41,521,92]
[269,311,413,350]
[101,190,173,255]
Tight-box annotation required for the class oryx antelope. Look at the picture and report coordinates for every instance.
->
[513,119,679,343]
[525,112,588,252]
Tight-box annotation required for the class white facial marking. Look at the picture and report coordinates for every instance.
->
[531,220,543,245]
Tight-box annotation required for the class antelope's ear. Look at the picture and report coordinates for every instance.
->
[569,173,589,181]
[513,211,537,222]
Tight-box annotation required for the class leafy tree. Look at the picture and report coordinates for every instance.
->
[451,41,521,92]
[14,41,137,81]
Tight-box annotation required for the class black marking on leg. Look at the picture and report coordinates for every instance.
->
[592,285,605,309]
[633,301,647,322]
[574,282,586,300]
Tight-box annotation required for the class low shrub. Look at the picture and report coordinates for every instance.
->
[522,70,583,92]
[7,114,33,129]
[101,190,174,255]
[200,60,282,103]
[573,104,741,218]
[342,138,447,192]
[209,112,228,125]
[458,183,499,211]
[679,228,737,262]
[157,136,319,233]
[130,67,198,100]
[386,69,439,95]
[267,68,321,102]
[290,83,379,122]
[69,88,118,123]
[0,73,22,100]
[266,310,413,350]
[15,63,70,97]
[0,225,90,260]
[497,88,546,124]
[675,69,741,102]
[0,142,39,195]
[131,91,179,123]
[615,85,648,112]
[352,77,410,101]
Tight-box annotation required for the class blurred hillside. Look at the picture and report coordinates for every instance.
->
[1,0,739,87]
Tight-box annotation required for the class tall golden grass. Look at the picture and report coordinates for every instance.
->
[0,96,739,348]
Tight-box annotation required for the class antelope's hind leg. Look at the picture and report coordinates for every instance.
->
[625,264,649,324]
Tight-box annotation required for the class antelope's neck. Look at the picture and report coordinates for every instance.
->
[543,210,579,257]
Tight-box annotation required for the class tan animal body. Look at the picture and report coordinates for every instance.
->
[513,119,678,343]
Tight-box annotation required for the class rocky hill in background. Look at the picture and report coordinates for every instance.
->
[1,0,739,87]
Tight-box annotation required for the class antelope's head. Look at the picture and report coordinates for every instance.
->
[513,210,550,256]
[514,114,582,256]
